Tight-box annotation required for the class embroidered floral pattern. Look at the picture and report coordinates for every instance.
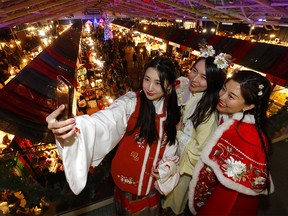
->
[135,133,167,148]
[117,174,136,185]
[193,165,218,212]
[130,151,139,161]
[222,156,246,181]
[74,127,80,134]
[135,133,145,148]
[209,137,268,192]
[253,176,266,186]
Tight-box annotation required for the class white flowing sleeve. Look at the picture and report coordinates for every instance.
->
[56,91,137,195]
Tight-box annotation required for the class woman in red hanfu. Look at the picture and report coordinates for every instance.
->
[46,57,181,215]
[188,70,274,215]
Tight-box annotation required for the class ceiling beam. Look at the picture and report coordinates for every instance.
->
[0,0,49,16]
[215,4,260,9]
[187,0,252,23]
[124,0,198,20]
[0,0,73,23]
[0,0,107,28]
[156,0,220,23]
[252,0,288,16]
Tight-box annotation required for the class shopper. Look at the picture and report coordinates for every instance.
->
[188,70,274,215]
[46,56,181,215]
[161,55,227,215]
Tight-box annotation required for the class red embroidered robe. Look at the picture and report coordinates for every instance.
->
[111,93,168,196]
[188,113,274,215]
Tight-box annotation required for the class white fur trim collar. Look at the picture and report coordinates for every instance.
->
[200,112,271,196]
[232,112,255,123]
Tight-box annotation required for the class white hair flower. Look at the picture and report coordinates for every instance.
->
[200,45,215,57]
[214,53,229,70]
[198,39,234,70]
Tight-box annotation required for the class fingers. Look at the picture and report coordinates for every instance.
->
[151,167,160,180]
[46,105,65,127]
[55,126,76,140]
[232,67,242,75]
[46,105,76,140]
[51,119,75,136]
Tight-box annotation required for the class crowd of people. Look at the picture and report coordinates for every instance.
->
[74,26,138,114]
[0,21,275,215]
[0,17,281,215]
[46,24,274,216]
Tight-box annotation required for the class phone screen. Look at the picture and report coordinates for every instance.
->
[57,75,73,121]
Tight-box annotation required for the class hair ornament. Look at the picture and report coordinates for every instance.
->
[198,39,215,57]
[258,84,264,96]
[198,39,234,70]
[200,45,215,57]
[213,53,235,70]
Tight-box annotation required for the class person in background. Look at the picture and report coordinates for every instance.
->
[162,51,228,215]
[122,57,128,75]
[137,51,144,69]
[46,56,181,215]
[188,70,274,215]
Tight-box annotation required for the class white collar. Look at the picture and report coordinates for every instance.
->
[153,97,165,114]
[221,112,255,124]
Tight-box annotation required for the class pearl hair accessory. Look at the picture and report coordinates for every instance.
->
[258,84,264,96]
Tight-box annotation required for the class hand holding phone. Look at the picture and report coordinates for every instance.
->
[57,75,73,121]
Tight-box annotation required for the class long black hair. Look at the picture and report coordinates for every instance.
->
[189,56,227,128]
[230,70,272,191]
[129,56,181,145]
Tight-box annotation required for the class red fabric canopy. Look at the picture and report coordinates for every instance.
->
[0,21,82,142]
[113,20,287,86]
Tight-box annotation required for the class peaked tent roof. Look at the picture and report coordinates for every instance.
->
[0,21,82,143]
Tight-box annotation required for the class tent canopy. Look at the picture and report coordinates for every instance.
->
[0,21,82,142]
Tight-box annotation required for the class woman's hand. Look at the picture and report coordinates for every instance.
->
[46,104,76,140]
[151,167,160,180]
[176,117,184,131]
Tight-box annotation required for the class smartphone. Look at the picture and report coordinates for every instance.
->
[56,75,73,121]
